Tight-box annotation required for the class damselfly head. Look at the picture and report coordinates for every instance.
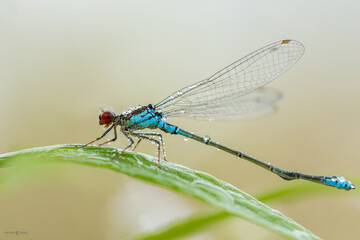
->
[99,111,115,127]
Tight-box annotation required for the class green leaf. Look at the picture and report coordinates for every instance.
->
[0,144,320,240]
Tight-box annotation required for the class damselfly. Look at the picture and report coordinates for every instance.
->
[79,40,354,190]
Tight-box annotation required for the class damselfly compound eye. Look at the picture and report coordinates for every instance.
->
[99,111,115,125]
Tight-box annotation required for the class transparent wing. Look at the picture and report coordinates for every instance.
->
[162,88,282,121]
[155,40,304,119]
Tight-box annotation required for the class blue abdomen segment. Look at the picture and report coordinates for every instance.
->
[324,176,354,190]
[157,121,180,134]
[156,121,196,137]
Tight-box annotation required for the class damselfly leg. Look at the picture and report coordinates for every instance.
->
[98,126,118,146]
[131,132,163,168]
[132,132,167,161]
[78,124,115,149]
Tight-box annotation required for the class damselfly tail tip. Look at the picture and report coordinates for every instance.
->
[325,176,355,191]
[341,178,355,191]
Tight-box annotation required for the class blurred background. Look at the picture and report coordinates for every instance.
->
[0,1,359,239]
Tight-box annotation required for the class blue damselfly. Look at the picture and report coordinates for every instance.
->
[80,40,354,190]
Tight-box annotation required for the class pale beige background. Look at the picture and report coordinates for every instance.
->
[0,1,359,239]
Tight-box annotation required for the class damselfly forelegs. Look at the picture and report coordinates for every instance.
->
[78,126,167,168]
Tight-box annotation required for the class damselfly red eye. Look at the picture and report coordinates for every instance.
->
[99,111,115,125]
